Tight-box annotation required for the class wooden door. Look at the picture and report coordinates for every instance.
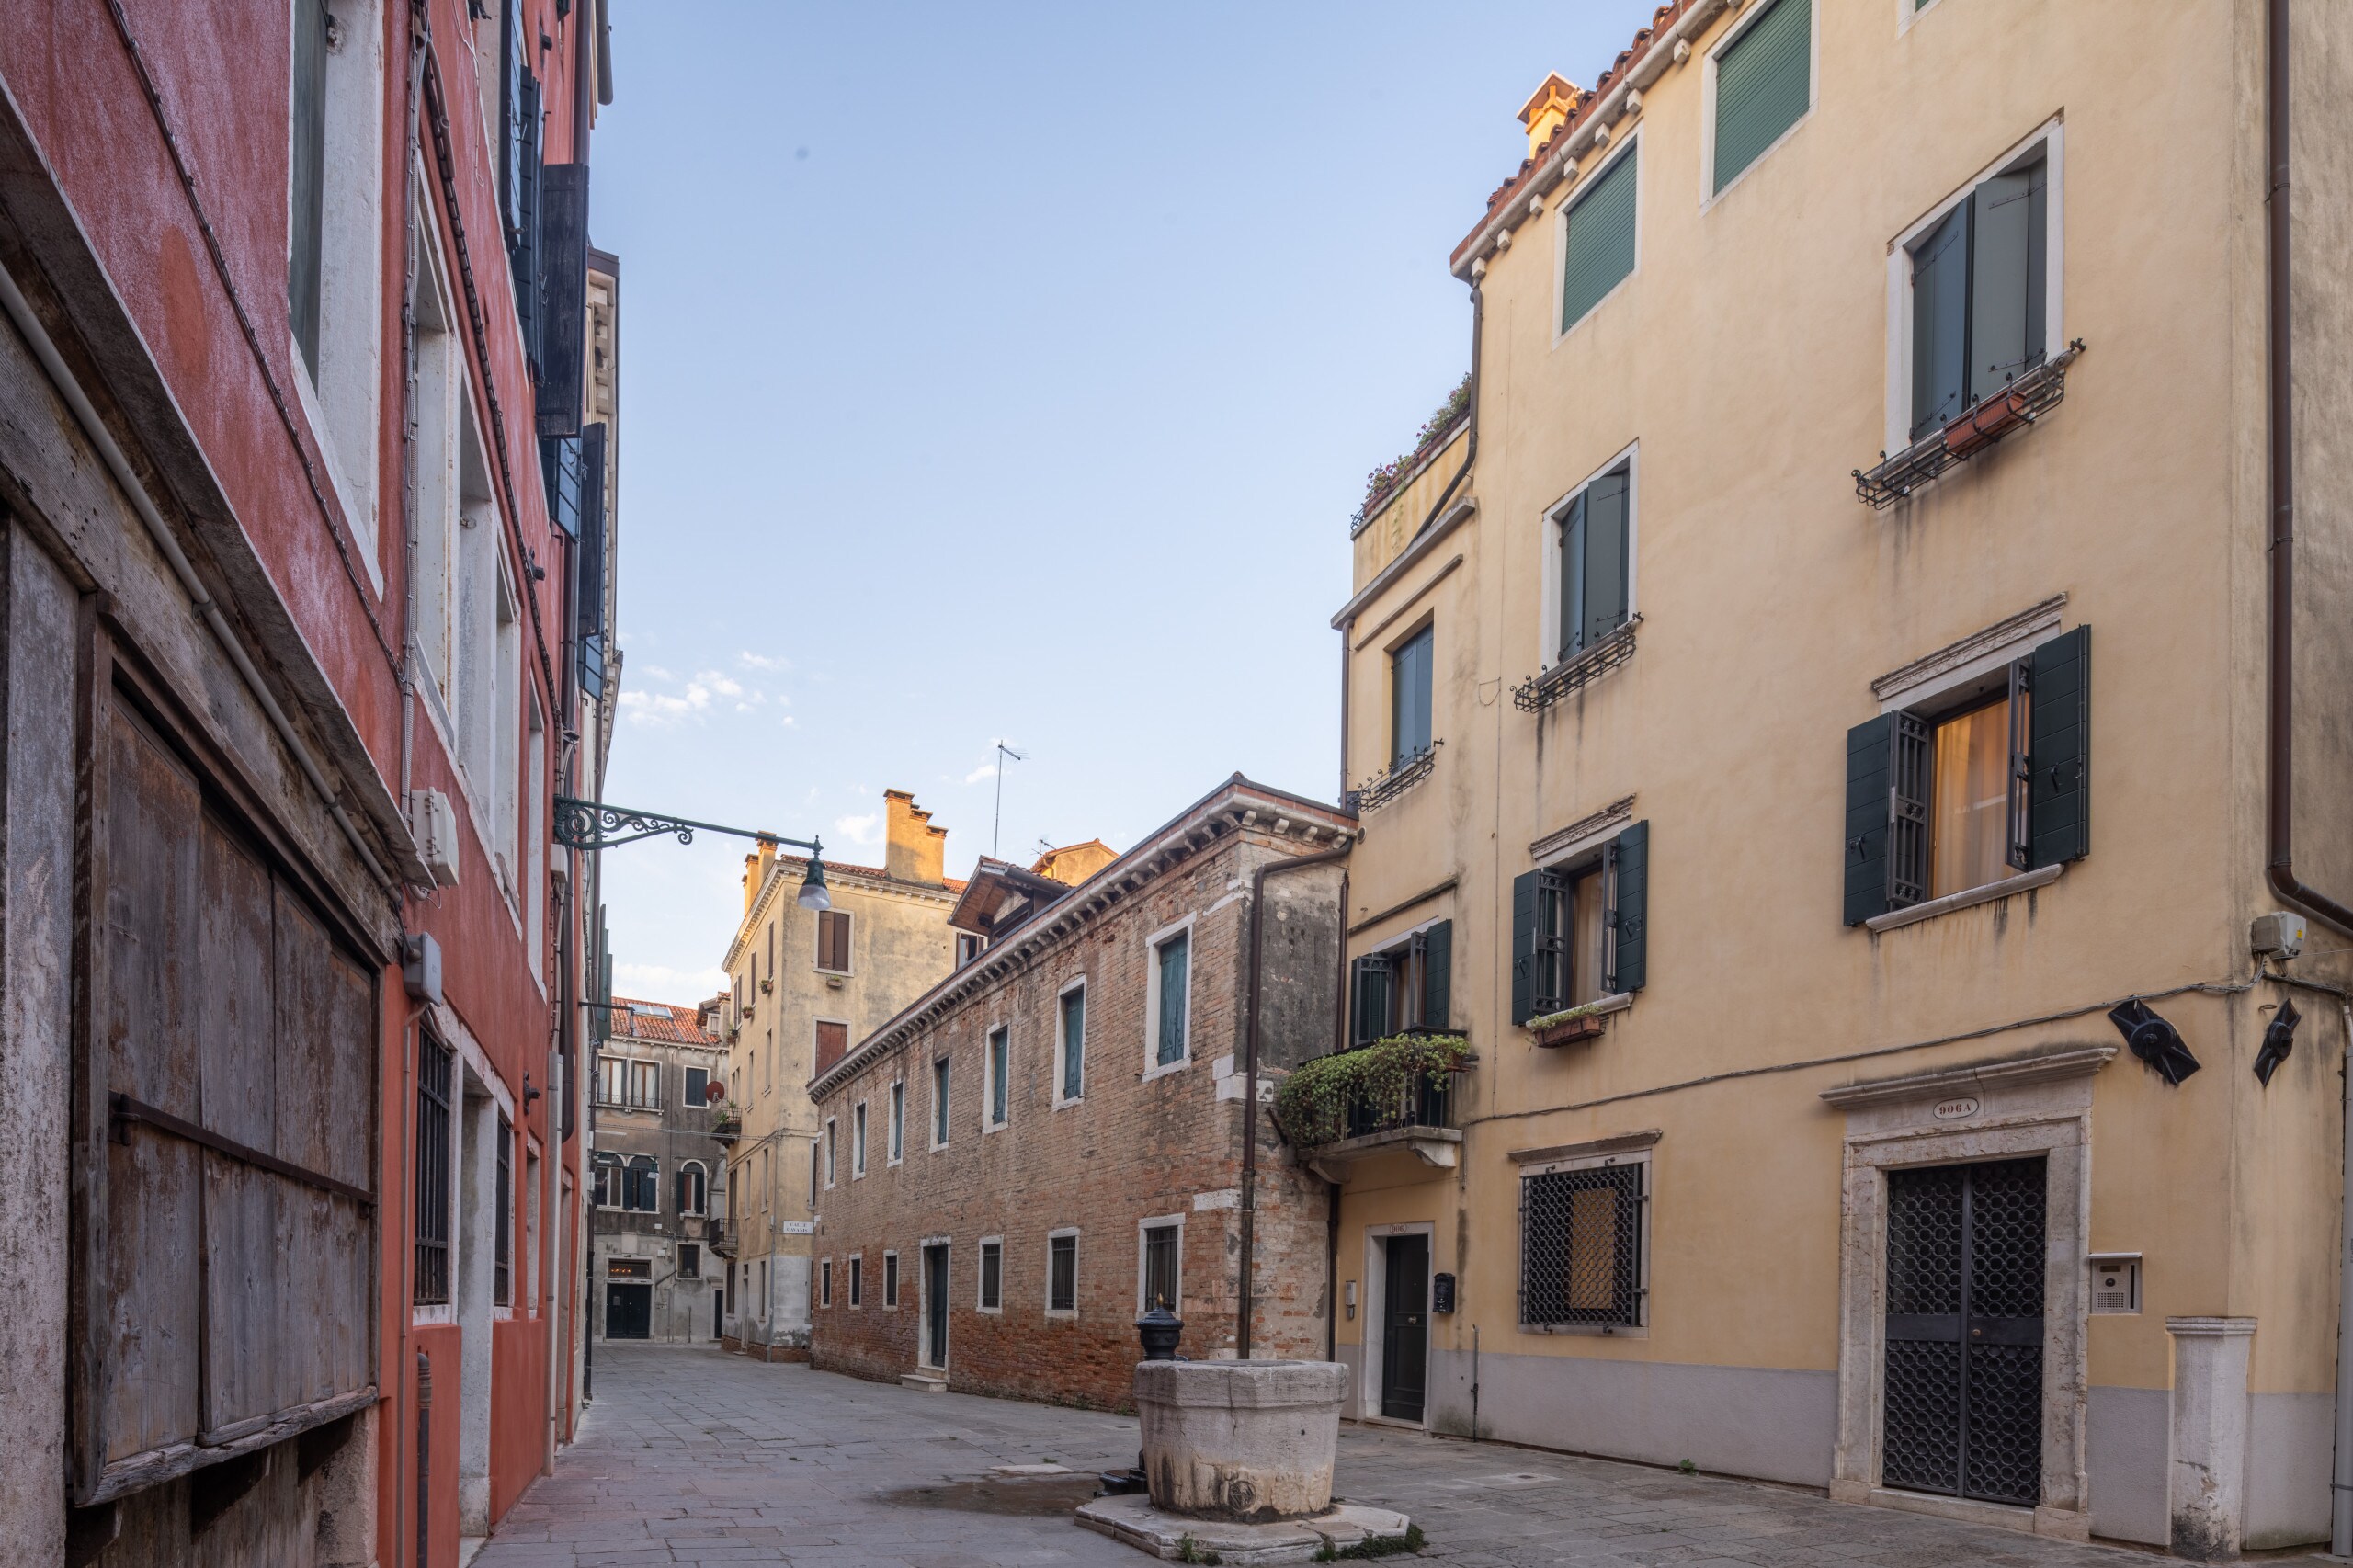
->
[1381,1234,1429,1422]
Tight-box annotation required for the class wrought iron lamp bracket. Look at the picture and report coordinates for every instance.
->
[551,794,821,857]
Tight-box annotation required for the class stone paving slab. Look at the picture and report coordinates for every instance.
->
[477,1346,2335,1566]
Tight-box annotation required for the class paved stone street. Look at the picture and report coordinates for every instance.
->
[479,1346,2327,1567]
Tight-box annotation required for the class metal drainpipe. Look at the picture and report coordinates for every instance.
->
[1237,843,1353,1359]
[2336,998,2353,1556]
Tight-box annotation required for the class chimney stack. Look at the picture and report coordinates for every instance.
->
[743,839,776,916]
[883,790,947,884]
[1518,73,1581,160]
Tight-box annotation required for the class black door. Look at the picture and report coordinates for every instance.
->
[1883,1156,2046,1506]
[924,1244,949,1368]
[1381,1234,1430,1422]
[605,1281,651,1340]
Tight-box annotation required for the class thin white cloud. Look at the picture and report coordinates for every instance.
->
[834,812,882,848]
[964,760,998,784]
[738,650,790,672]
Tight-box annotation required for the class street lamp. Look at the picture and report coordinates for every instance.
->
[796,855,831,911]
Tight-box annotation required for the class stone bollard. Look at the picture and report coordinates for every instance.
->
[1134,1359,1348,1523]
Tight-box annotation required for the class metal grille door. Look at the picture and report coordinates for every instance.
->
[1882,1157,2046,1506]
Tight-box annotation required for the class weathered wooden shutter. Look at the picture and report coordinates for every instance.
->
[1583,467,1631,651]
[535,164,592,437]
[76,693,375,1504]
[500,0,527,235]
[1510,872,1540,1023]
[289,0,328,372]
[1845,716,1894,926]
[509,72,544,371]
[1908,200,1971,440]
[1967,158,2048,405]
[1561,144,1639,332]
[1607,821,1649,994]
[2028,625,2091,867]
[576,422,608,699]
[1712,0,1811,193]
[1420,920,1452,1031]
[1351,954,1393,1044]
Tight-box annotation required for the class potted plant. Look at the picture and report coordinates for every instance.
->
[1944,383,2030,459]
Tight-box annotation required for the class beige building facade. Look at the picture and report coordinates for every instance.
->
[1321,0,2353,1557]
[715,790,962,1358]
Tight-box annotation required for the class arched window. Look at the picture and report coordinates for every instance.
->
[678,1160,707,1217]
[591,1152,621,1210]
[625,1154,659,1214]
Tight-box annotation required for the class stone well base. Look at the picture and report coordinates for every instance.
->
[1075,1494,1413,1564]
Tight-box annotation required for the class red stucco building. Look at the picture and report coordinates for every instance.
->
[0,3,620,1564]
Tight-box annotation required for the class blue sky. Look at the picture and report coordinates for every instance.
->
[593,1,1635,1001]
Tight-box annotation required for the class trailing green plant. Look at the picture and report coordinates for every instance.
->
[1525,998,1616,1032]
[1175,1533,1222,1565]
[1353,374,1472,528]
[1272,1034,1470,1149]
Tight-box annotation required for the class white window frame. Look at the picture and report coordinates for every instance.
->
[887,1078,905,1165]
[1698,0,1821,210]
[1882,118,2066,457]
[847,1251,863,1310]
[930,1055,951,1150]
[917,1236,950,1369]
[1537,438,1641,677]
[852,1101,868,1179]
[678,1159,708,1218]
[1551,130,1643,347]
[1136,1214,1185,1314]
[881,1248,900,1309]
[1518,1144,1654,1338]
[1046,1227,1080,1319]
[1898,0,1949,36]
[820,1255,833,1309]
[823,1116,837,1189]
[815,907,854,976]
[1054,977,1087,1108]
[1142,915,1198,1081]
[983,1023,1012,1133]
[977,1235,1005,1314]
[591,1152,622,1212]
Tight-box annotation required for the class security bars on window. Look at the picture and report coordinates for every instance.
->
[415,1041,453,1305]
[1519,1162,1645,1331]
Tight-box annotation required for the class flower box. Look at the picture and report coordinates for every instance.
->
[1530,1013,1608,1048]
[1943,386,2030,459]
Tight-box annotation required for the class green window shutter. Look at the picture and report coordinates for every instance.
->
[2028,626,2091,867]
[1557,493,1586,661]
[1712,0,1811,194]
[1420,921,1452,1031]
[1845,717,1894,926]
[1352,955,1393,1044]
[1607,822,1649,994]
[1509,872,1540,1024]
[1561,145,1639,333]
[1392,625,1434,766]
[1909,200,1971,440]
[1966,158,2048,406]
[289,0,327,374]
[1582,466,1631,651]
[1156,935,1189,1064]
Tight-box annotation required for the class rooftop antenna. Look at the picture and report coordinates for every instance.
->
[991,742,1028,858]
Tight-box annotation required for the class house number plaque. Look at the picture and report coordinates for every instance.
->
[1932,1096,1982,1120]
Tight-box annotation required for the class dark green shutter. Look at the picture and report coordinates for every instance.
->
[2028,626,2090,867]
[1558,493,1586,661]
[1583,467,1631,651]
[1608,822,1648,994]
[1561,145,1638,332]
[289,0,327,373]
[1420,921,1452,1031]
[1712,0,1811,194]
[1909,201,1971,440]
[1967,159,2047,405]
[1846,716,1895,925]
[1510,871,1540,1024]
[1392,626,1433,767]
[535,164,592,437]
[500,0,528,235]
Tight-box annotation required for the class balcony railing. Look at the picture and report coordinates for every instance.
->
[1272,1033,1470,1152]
[1344,1062,1454,1141]
[710,1114,741,1144]
[1854,342,2085,508]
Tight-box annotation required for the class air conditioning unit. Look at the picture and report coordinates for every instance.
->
[408,788,460,887]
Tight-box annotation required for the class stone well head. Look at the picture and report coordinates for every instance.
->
[1133,1358,1348,1523]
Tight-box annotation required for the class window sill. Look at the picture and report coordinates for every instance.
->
[1053,1095,1084,1111]
[1865,862,2063,934]
[1520,1321,1647,1339]
[1142,1057,1189,1084]
[983,1119,1008,1136]
[1527,993,1632,1047]
[1044,1309,1076,1322]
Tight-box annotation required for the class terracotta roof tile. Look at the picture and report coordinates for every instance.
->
[609,994,722,1047]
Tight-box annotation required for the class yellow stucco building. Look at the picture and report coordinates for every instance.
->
[715,791,962,1358]
[1317,0,2353,1556]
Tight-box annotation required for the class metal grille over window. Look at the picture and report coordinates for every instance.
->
[1882,1158,2046,1506]
[1143,1225,1179,1312]
[1519,1163,1644,1329]
[1050,1235,1077,1312]
[415,1042,454,1305]
[494,1114,512,1307]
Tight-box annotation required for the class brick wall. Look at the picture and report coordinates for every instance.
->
[808,803,1343,1412]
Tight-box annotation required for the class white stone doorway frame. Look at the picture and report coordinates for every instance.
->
[1358,1222,1435,1429]
[1824,1044,2114,1542]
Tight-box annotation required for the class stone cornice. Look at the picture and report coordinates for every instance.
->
[1819,1044,2117,1109]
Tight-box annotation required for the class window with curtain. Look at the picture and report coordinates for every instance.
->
[1391,624,1434,768]
[1154,933,1190,1067]
[1557,461,1631,662]
[1712,0,1812,194]
[1059,986,1086,1101]
[1561,144,1639,333]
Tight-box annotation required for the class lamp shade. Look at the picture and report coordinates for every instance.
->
[796,857,831,911]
